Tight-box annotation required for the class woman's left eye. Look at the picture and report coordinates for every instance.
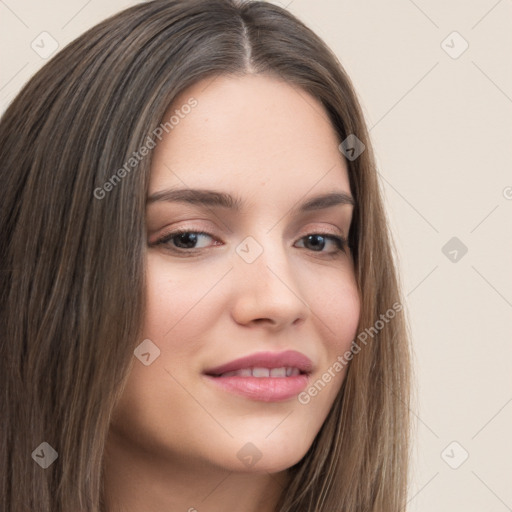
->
[152,229,347,256]
[295,233,347,254]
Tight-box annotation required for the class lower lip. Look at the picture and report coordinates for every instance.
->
[203,374,309,402]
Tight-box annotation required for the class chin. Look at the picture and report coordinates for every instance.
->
[213,435,312,474]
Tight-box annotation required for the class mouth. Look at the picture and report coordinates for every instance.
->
[202,350,313,402]
[206,366,307,378]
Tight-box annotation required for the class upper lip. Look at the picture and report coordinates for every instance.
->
[203,350,314,376]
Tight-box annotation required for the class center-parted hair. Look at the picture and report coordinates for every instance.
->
[0,1,412,510]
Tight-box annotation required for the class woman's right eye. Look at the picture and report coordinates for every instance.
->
[153,229,219,252]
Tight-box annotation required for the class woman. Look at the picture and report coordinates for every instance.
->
[0,1,412,510]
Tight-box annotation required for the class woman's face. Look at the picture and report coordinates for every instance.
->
[110,74,360,474]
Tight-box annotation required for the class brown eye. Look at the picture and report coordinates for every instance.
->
[295,233,347,255]
[154,230,218,252]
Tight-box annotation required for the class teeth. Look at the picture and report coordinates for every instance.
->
[270,367,286,377]
[252,367,270,377]
[219,367,301,378]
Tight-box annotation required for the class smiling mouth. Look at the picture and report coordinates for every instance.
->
[203,366,310,402]
[207,366,305,378]
[202,350,313,401]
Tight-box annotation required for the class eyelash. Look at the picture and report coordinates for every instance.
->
[152,228,348,257]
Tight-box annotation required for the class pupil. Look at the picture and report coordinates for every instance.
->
[176,233,197,249]
[307,234,324,251]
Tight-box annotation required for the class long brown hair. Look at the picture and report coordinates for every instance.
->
[0,1,412,510]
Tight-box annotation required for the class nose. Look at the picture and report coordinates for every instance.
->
[230,235,310,330]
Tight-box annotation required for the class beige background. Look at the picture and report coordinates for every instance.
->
[1,0,511,509]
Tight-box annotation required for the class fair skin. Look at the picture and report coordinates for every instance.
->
[103,73,360,512]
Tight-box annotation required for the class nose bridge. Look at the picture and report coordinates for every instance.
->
[235,228,289,282]
[232,228,308,315]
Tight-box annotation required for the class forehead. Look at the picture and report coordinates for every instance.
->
[149,73,351,200]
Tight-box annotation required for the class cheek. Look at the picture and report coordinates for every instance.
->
[305,267,360,408]
[142,254,225,350]
[329,286,361,350]
[143,255,192,334]
[109,254,216,449]
[309,265,361,351]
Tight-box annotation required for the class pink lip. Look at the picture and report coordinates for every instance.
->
[203,350,313,402]
[204,374,309,402]
[203,350,313,376]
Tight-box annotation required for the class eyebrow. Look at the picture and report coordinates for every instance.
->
[146,188,355,212]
